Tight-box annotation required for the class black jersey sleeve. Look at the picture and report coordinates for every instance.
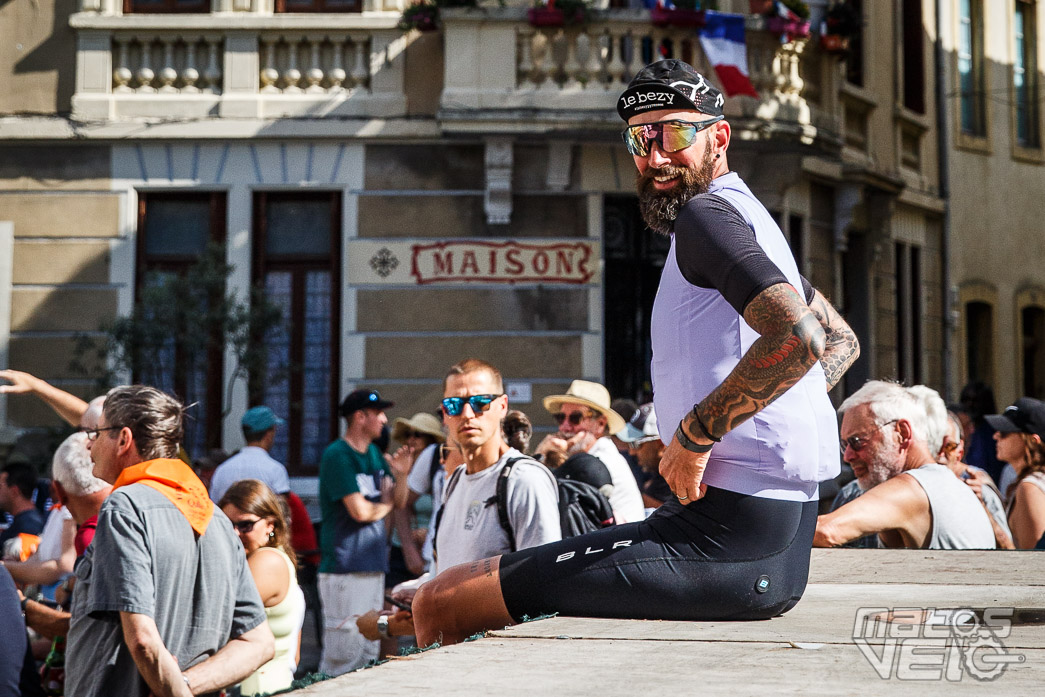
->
[673,194,789,315]
[800,274,814,304]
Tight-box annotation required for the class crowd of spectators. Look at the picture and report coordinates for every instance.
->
[2,362,1043,695]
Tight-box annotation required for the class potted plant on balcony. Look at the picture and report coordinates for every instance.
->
[397,0,477,33]
[650,0,714,29]
[399,0,440,32]
[818,0,860,54]
[764,0,810,42]
[528,0,591,28]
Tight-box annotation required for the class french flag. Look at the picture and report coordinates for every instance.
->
[699,11,759,99]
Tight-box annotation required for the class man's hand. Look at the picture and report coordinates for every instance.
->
[963,468,989,500]
[534,434,568,459]
[379,476,395,505]
[388,445,414,480]
[0,369,38,395]
[658,437,709,504]
[356,609,414,641]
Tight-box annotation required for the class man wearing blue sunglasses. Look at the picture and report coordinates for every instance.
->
[410,60,861,645]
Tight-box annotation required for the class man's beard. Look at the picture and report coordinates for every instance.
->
[635,146,716,236]
[859,443,905,490]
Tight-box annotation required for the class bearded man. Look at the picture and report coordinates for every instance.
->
[408,59,861,646]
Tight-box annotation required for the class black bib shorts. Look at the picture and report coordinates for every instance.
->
[499,485,817,622]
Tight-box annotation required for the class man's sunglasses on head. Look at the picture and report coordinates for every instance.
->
[622,116,724,157]
[441,394,503,417]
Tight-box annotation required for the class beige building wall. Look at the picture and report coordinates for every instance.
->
[0,146,117,429]
[0,0,78,114]
[943,0,1045,407]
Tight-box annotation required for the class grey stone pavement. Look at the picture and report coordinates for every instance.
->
[291,550,1045,695]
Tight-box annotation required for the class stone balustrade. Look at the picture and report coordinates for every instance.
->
[70,14,406,122]
[68,7,841,143]
[110,34,223,94]
[441,8,842,144]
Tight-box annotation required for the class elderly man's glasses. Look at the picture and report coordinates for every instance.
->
[82,426,122,442]
[622,116,724,157]
[839,419,899,454]
[441,394,503,417]
[554,411,592,426]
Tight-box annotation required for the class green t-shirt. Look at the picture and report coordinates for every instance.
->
[318,439,391,574]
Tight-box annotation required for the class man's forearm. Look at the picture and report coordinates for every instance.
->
[120,613,192,697]
[182,622,275,694]
[689,284,826,440]
[807,289,860,390]
[24,599,70,639]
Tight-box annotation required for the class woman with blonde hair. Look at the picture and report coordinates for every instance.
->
[219,479,305,695]
[986,398,1045,548]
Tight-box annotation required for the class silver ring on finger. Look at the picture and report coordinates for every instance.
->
[677,494,689,501]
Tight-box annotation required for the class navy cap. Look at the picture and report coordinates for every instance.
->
[617,59,724,122]
[985,397,1045,440]
[242,406,284,432]
[618,403,661,444]
[339,389,394,418]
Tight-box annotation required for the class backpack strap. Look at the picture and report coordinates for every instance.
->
[431,464,465,559]
[490,456,533,554]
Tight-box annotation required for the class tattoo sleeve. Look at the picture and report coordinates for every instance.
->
[807,288,860,391]
[688,283,826,441]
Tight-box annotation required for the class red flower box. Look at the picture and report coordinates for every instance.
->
[650,7,706,28]
[766,16,810,41]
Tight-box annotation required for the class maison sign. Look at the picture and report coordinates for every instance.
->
[349,239,601,285]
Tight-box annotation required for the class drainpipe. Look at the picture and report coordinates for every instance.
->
[935,0,954,401]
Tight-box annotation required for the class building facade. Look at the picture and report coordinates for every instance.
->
[4,0,1010,479]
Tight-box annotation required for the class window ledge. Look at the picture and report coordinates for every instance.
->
[1012,143,1045,165]
[955,131,991,156]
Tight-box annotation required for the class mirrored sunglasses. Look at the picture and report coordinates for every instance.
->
[622,116,724,157]
[441,394,503,417]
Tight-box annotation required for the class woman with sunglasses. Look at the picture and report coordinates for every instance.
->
[219,479,305,696]
[985,398,1045,548]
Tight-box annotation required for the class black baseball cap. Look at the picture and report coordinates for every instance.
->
[617,59,725,122]
[554,452,613,491]
[339,389,394,418]
[985,397,1045,440]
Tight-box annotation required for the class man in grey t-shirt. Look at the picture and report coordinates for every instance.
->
[356,359,560,642]
[67,385,272,697]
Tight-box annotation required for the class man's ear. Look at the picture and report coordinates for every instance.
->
[893,418,914,447]
[116,426,135,456]
[53,480,68,506]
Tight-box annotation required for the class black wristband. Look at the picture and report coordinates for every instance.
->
[691,407,721,442]
[675,424,713,453]
[20,596,29,614]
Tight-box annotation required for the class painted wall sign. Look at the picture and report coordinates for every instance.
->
[348,239,601,286]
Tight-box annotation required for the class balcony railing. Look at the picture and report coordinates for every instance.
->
[69,7,842,145]
[70,13,407,120]
[439,9,841,143]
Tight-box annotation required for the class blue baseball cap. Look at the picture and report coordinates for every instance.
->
[242,406,284,432]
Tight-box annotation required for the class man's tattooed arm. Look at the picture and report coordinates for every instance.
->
[806,287,860,390]
[684,283,826,442]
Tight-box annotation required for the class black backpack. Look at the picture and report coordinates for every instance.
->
[436,456,615,554]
